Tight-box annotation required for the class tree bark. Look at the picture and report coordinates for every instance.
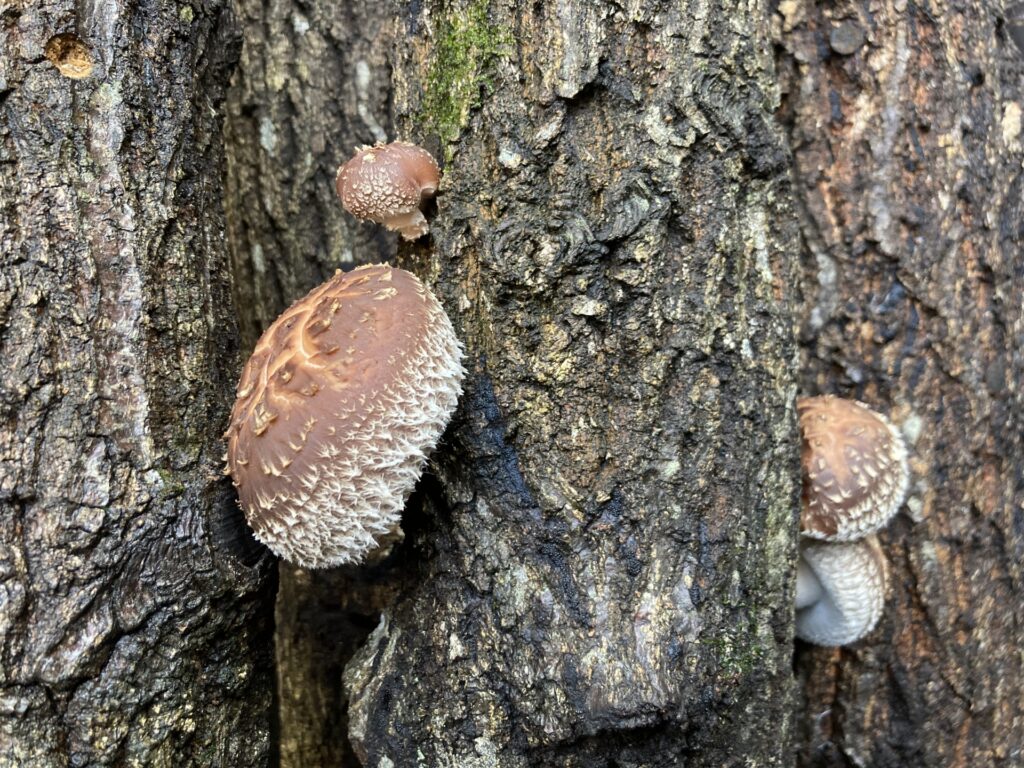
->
[777,1,1024,765]
[222,0,1024,767]
[0,2,274,766]
[344,1,802,765]
[11,0,1014,763]
[224,0,397,349]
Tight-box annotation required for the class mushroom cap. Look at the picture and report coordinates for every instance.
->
[225,264,464,568]
[795,536,888,646]
[798,395,909,541]
[335,142,440,240]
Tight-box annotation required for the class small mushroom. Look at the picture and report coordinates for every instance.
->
[225,264,464,568]
[795,536,887,646]
[798,395,909,541]
[335,141,441,240]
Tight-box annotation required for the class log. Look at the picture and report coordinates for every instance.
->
[777,1,1024,764]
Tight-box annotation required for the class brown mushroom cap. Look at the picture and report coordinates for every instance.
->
[225,264,464,567]
[795,536,888,646]
[798,395,909,541]
[335,142,440,240]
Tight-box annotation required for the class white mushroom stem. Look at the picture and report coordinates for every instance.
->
[795,536,887,647]
[795,558,824,610]
[386,208,429,241]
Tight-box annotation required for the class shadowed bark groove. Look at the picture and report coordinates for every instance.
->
[340,1,802,765]
[0,0,274,765]
[223,1,398,765]
[776,1,1024,765]
[225,0,397,349]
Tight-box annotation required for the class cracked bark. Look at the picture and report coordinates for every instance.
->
[0,0,274,766]
[777,1,1024,766]
[7,0,1019,763]
[356,6,802,765]
[349,2,802,764]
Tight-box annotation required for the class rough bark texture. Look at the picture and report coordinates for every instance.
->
[776,0,1024,765]
[0,1,274,766]
[343,1,802,765]
[223,1,399,765]
[224,0,396,348]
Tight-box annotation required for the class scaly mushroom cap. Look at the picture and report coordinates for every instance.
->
[798,395,909,541]
[335,142,440,240]
[795,536,888,646]
[225,264,464,568]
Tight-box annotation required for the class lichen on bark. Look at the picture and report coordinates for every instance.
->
[418,0,514,158]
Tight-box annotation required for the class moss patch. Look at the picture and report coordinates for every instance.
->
[420,0,512,158]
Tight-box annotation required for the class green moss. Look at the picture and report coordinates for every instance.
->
[155,468,186,500]
[703,617,773,679]
[419,0,512,158]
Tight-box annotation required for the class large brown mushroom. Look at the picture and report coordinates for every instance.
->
[798,395,909,541]
[335,142,440,240]
[225,264,464,567]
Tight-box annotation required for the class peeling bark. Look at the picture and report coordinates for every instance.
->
[776,0,1024,765]
[0,0,273,766]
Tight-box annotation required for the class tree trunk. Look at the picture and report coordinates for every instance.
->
[230,0,803,765]
[353,0,804,760]
[219,0,1024,766]
[0,2,274,766]
[777,1,1024,766]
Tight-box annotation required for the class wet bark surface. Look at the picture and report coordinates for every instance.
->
[776,0,1024,765]
[0,0,275,766]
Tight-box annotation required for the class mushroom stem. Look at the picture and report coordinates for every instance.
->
[795,557,824,610]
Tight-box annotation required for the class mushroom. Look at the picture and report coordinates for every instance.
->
[795,536,887,646]
[225,264,464,568]
[798,395,909,541]
[335,141,441,240]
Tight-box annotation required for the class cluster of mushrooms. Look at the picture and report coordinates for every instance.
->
[224,140,910,650]
[225,142,462,567]
[795,396,909,646]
